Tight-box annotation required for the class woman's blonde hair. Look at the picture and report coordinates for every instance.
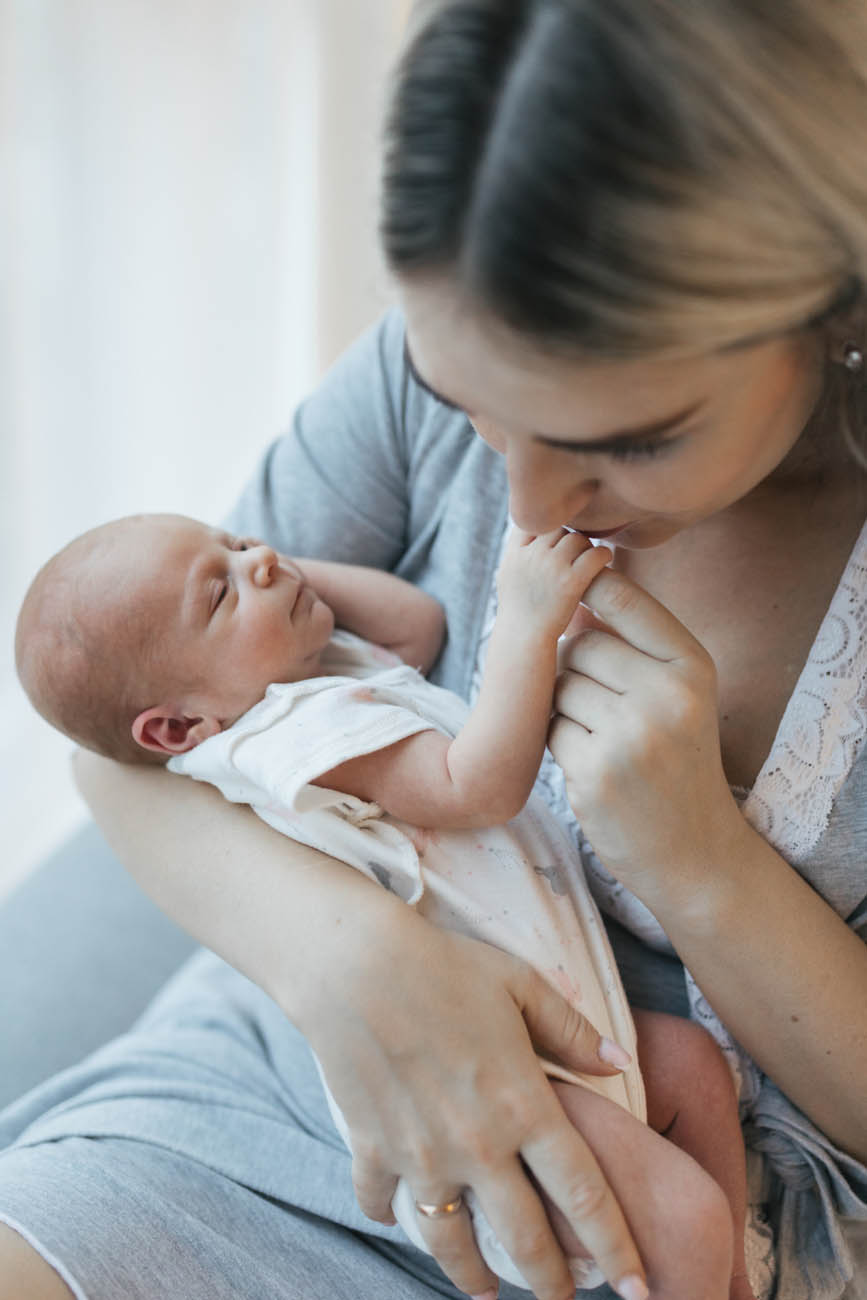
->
[382,0,867,447]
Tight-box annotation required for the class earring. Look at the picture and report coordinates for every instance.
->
[843,342,864,373]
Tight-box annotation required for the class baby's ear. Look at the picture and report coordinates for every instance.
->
[131,707,221,756]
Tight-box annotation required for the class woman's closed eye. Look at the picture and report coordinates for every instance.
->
[605,436,681,463]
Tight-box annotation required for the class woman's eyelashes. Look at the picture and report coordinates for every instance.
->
[605,436,681,462]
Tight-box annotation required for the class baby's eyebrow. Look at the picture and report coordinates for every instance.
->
[181,550,220,626]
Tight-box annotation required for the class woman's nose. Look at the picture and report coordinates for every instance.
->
[244,544,278,587]
[505,442,599,533]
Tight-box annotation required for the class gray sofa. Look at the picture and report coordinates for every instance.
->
[0,823,197,1110]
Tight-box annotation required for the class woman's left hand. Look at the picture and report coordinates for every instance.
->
[549,565,748,911]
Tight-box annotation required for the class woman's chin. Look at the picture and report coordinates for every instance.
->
[608,519,683,549]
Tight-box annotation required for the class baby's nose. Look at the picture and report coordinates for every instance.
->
[248,545,278,586]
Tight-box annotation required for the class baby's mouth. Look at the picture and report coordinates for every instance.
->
[289,582,307,617]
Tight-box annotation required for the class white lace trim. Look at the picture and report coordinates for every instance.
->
[742,517,867,863]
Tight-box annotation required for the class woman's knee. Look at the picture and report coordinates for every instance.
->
[0,1223,76,1300]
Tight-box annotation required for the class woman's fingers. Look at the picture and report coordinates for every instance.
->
[582,566,703,663]
[323,927,643,1300]
[356,1162,501,1296]
[554,672,623,733]
[474,1159,579,1300]
[352,1152,399,1224]
[517,960,633,1077]
[558,627,636,693]
[520,1113,646,1299]
[410,1193,499,1297]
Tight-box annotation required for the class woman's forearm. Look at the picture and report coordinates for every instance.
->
[72,749,410,1030]
[654,822,867,1161]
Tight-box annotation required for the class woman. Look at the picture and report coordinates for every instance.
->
[2,1,866,1297]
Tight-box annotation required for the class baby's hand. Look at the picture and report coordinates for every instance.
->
[496,528,613,640]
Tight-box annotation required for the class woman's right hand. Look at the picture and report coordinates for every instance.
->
[304,907,645,1300]
[74,753,643,1298]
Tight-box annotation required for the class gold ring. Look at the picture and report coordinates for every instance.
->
[415,1195,465,1218]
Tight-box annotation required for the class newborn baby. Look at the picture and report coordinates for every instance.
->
[16,513,756,1300]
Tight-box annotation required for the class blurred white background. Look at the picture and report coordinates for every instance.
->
[1,0,410,897]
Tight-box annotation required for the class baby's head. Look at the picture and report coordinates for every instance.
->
[16,513,335,764]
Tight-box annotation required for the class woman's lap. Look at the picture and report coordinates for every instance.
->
[0,1138,466,1300]
[0,951,559,1300]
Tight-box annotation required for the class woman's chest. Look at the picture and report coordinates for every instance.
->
[615,503,866,790]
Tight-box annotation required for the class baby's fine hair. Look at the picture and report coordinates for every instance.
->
[16,515,182,765]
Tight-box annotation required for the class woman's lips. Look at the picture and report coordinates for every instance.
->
[578,522,633,539]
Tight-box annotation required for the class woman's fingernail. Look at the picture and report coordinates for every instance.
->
[616,1274,650,1300]
[599,1036,632,1070]
[469,1291,498,1300]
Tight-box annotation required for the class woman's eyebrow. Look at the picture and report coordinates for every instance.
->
[403,337,704,449]
[403,340,465,411]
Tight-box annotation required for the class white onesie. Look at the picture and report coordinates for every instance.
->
[170,630,645,1290]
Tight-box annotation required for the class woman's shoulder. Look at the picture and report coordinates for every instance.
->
[225,308,482,555]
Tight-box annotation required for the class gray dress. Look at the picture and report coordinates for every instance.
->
[0,309,865,1298]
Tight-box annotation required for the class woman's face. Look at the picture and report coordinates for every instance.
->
[402,283,827,549]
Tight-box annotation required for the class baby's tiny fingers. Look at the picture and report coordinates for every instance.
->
[552,527,592,552]
[506,526,537,548]
[570,544,613,582]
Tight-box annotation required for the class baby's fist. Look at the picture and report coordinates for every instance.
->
[497,528,612,638]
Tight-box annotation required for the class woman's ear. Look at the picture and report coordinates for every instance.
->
[131,707,221,756]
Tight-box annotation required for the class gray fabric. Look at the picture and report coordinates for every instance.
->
[0,951,531,1300]
[1,307,865,1296]
[0,823,196,1109]
[744,1081,867,1299]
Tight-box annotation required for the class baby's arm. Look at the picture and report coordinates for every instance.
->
[315,530,611,828]
[294,556,444,673]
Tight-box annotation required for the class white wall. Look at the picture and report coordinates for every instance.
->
[1,0,407,897]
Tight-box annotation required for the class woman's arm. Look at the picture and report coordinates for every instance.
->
[550,566,867,1161]
[74,748,647,1300]
[295,557,445,673]
[665,824,867,1161]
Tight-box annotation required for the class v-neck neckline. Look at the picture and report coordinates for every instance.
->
[743,513,867,861]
